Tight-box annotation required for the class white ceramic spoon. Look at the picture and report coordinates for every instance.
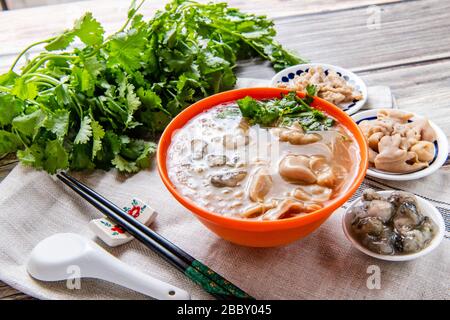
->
[27,233,191,300]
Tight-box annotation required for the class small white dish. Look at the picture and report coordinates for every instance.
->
[342,190,445,262]
[270,63,368,115]
[352,109,449,181]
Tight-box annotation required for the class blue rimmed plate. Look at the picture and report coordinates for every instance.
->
[270,63,367,115]
[352,109,449,181]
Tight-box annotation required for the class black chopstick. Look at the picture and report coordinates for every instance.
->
[57,172,254,300]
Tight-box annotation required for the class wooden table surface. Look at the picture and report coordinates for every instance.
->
[1,0,449,299]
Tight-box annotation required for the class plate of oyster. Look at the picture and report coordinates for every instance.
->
[342,189,445,261]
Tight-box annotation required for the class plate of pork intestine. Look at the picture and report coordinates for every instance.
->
[271,63,368,115]
[352,109,448,180]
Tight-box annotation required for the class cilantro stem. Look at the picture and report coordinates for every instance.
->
[9,37,56,72]
[202,22,270,61]
[0,85,11,93]
[83,0,146,60]
[30,81,54,88]
[117,0,146,34]
[22,54,77,75]
[297,96,313,110]
[37,87,56,95]
[69,91,84,118]
[13,129,29,148]
[23,73,60,86]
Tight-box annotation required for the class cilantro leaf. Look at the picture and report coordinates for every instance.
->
[127,0,143,19]
[135,141,157,169]
[73,12,104,46]
[107,28,146,72]
[74,116,92,144]
[12,109,46,137]
[83,56,104,78]
[91,119,105,159]
[112,154,139,173]
[137,88,162,109]
[17,144,44,168]
[43,139,69,173]
[0,130,21,155]
[0,94,24,126]
[44,109,70,140]
[0,71,18,86]
[45,32,75,51]
[71,143,95,170]
[237,96,280,126]
[237,92,334,131]
[11,78,38,100]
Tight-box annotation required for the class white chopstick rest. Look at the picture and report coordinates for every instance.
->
[89,198,157,247]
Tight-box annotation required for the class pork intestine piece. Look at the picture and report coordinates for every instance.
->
[374,134,428,173]
[261,199,322,220]
[410,141,435,162]
[293,185,332,202]
[368,131,384,152]
[359,118,394,140]
[279,130,322,145]
[240,201,277,218]
[310,156,342,188]
[248,167,273,202]
[279,155,317,184]
[320,91,347,105]
[278,153,346,188]
[409,118,437,142]
[368,148,378,164]
[377,109,414,123]
[273,123,322,146]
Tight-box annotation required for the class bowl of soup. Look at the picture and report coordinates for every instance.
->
[158,88,368,247]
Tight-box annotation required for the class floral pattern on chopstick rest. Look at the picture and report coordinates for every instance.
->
[89,198,157,247]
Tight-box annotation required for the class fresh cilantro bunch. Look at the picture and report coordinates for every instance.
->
[237,88,335,131]
[0,0,305,174]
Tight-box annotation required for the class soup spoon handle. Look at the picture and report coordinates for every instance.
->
[87,246,191,300]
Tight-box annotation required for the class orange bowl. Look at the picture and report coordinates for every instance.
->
[157,88,368,247]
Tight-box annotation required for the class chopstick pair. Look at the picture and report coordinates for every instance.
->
[56,172,254,300]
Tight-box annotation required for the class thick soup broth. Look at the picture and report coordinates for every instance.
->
[167,102,360,220]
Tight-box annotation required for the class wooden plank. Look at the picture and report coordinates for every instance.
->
[5,0,88,10]
[359,58,450,137]
[0,160,18,183]
[0,281,34,300]
[0,0,401,72]
[3,0,401,16]
[2,0,449,302]
[275,0,450,70]
[236,0,450,78]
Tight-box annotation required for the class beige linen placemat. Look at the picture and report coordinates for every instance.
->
[1,166,449,300]
[0,80,449,299]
